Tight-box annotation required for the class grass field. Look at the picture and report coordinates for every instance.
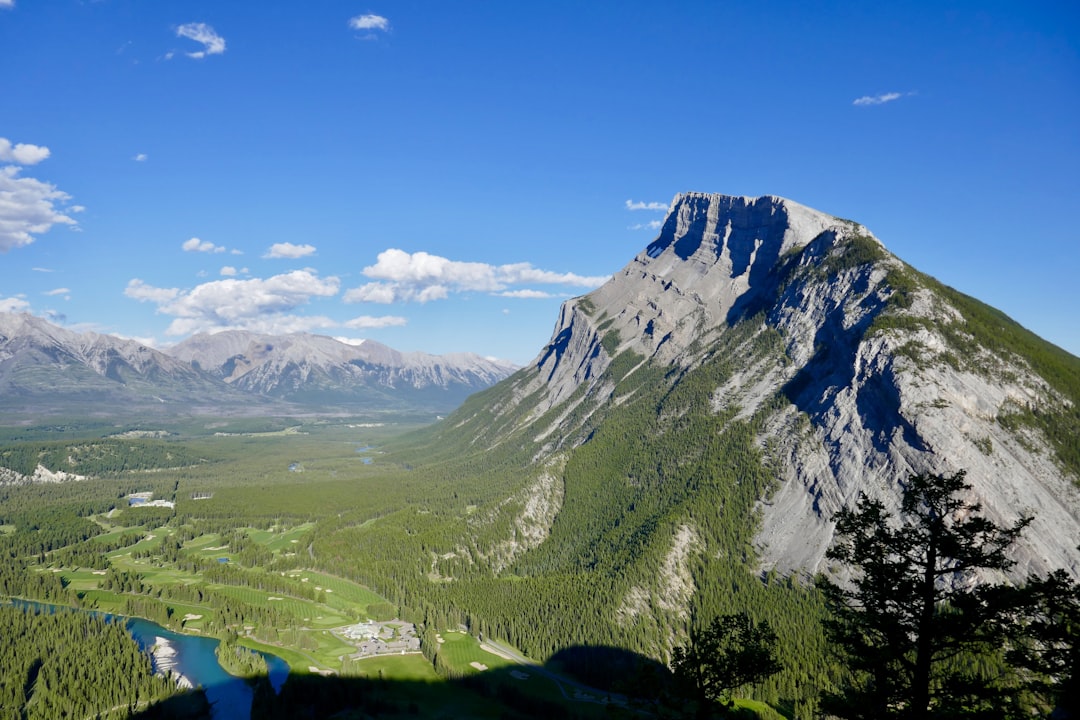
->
[437,630,515,675]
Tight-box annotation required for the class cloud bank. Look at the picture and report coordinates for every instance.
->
[0,138,82,252]
[124,270,341,336]
[343,249,609,304]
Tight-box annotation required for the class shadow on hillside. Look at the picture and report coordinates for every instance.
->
[130,645,683,720]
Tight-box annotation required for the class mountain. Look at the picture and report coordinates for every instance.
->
[0,314,516,417]
[433,192,1080,592]
[166,330,517,410]
[0,312,259,416]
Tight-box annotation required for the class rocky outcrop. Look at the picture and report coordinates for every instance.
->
[0,463,87,486]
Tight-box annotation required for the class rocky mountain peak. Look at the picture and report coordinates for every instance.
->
[468,192,1080,584]
[534,193,867,408]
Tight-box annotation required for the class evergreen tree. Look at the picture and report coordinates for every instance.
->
[818,470,1032,718]
[671,612,782,718]
[1007,568,1080,716]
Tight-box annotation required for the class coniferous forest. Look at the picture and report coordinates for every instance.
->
[1,370,1078,719]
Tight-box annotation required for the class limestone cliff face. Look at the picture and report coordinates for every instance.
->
[499,192,1080,580]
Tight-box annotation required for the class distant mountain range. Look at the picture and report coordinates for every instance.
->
[0,314,517,418]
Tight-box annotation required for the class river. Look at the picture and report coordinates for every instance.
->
[7,599,290,720]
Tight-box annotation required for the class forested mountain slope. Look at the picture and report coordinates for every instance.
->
[329,193,1080,707]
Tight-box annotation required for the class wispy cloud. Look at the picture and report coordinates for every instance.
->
[182,237,228,254]
[629,220,663,231]
[0,1,14,10]
[124,270,341,336]
[265,242,316,259]
[853,91,907,107]
[625,199,667,211]
[343,249,609,304]
[43,288,70,297]
[219,266,249,277]
[176,23,226,59]
[133,153,147,162]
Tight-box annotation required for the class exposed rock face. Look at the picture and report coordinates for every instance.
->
[533,195,845,416]
[486,192,1080,581]
[0,463,87,486]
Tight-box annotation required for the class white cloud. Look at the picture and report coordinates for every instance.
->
[43,287,70,297]
[124,270,340,336]
[498,289,556,299]
[0,166,80,252]
[0,296,29,313]
[629,220,663,231]
[343,282,398,304]
[182,237,226,253]
[133,153,148,162]
[220,266,238,277]
[32,267,53,272]
[343,315,408,329]
[343,249,609,304]
[0,138,51,165]
[265,242,316,259]
[176,22,226,59]
[349,14,390,31]
[0,1,14,10]
[625,199,667,211]
[853,92,903,106]
[123,335,160,349]
[124,279,181,305]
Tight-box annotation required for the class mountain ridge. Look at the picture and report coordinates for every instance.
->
[0,314,517,416]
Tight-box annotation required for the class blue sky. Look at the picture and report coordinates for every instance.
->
[1,1,1077,365]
